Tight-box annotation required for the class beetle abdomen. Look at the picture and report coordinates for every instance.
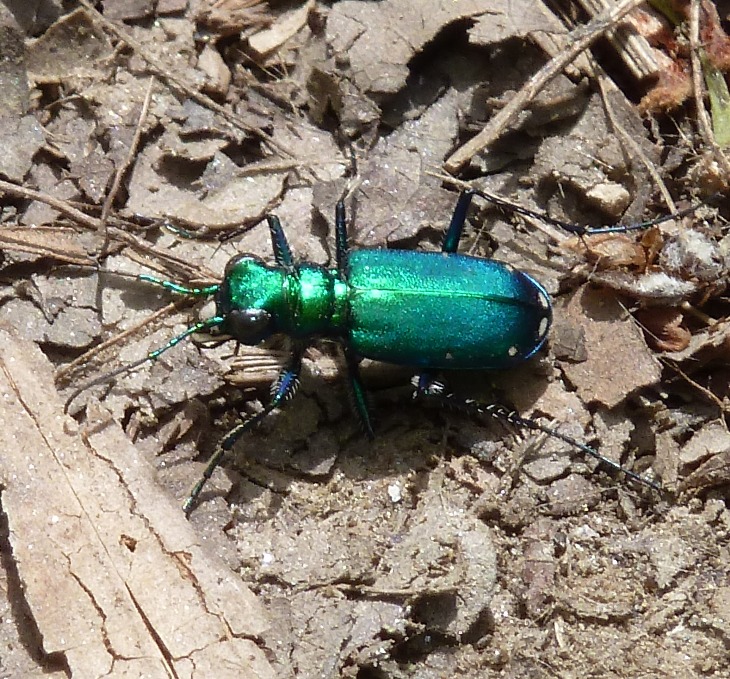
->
[347,250,551,369]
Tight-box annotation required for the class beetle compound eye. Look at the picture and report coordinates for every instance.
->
[226,308,273,344]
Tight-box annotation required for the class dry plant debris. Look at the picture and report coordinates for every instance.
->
[0,1,729,677]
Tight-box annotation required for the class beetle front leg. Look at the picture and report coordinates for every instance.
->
[267,215,295,268]
[183,344,305,515]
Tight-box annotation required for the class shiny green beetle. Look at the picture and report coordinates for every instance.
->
[74,189,662,514]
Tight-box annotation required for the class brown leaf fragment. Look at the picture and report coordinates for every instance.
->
[126,141,287,230]
[0,115,46,184]
[46,113,116,203]
[21,163,82,226]
[326,0,489,96]
[557,286,662,409]
[680,451,730,493]
[0,328,275,678]
[679,421,730,469]
[198,43,232,97]
[0,7,43,182]
[565,233,648,269]
[470,0,591,76]
[196,0,273,38]
[470,0,571,45]
[661,316,730,363]
[635,307,691,352]
[307,66,381,136]
[248,0,314,58]
[0,7,31,118]
[25,8,114,83]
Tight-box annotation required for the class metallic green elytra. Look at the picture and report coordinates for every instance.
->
[346,250,550,369]
[72,188,663,515]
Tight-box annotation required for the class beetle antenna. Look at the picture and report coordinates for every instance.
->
[136,274,220,297]
[65,306,224,411]
[428,172,713,237]
[468,188,704,236]
[64,272,225,411]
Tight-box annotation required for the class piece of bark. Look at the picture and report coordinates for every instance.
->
[0,327,275,678]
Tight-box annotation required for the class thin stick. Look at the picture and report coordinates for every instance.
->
[0,179,99,230]
[77,0,296,161]
[444,0,648,173]
[99,75,156,254]
[55,301,180,382]
[0,179,215,281]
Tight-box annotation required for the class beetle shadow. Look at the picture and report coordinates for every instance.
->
[202,357,555,516]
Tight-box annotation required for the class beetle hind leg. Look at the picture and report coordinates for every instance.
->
[413,375,662,494]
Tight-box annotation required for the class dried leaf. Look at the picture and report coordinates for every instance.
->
[635,307,692,352]
[326,0,488,96]
[557,286,662,408]
[25,8,114,83]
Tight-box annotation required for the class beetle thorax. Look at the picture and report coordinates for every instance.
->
[216,256,345,341]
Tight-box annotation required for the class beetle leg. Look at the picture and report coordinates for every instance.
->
[414,372,442,396]
[468,187,706,236]
[343,343,374,438]
[414,375,662,494]
[267,215,295,268]
[335,200,349,273]
[183,343,305,515]
[441,189,477,253]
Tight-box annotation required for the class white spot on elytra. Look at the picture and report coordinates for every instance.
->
[387,483,403,503]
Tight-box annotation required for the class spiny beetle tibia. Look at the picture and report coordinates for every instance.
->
[69,189,687,515]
